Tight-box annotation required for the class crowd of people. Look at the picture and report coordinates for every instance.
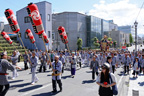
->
[0,48,144,96]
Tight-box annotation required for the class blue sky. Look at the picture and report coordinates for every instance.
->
[0,0,142,16]
[0,0,144,35]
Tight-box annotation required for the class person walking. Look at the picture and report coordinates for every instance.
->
[0,52,21,96]
[90,56,99,81]
[132,57,140,78]
[96,63,117,96]
[30,51,39,85]
[52,56,62,93]
[70,52,77,78]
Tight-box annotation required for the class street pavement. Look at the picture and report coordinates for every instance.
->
[128,70,144,96]
[5,62,130,96]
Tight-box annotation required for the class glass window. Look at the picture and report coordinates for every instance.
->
[48,31,50,38]
[24,16,31,23]
[52,33,55,40]
[25,32,28,39]
[40,14,42,19]
[47,14,50,21]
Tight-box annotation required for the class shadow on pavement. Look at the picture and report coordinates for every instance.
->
[47,74,52,76]
[129,77,137,80]
[61,75,71,79]
[9,80,24,83]
[10,82,31,88]
[138,82,144,86]
[117,73,123,76]
[32,91,61,96]
[82,80,95,84]
[86,71,92,73]
[18,85,43,92]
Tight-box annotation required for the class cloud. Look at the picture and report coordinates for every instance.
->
[100,0,105,4]
[89,0,144,36]
[0,16,8,24]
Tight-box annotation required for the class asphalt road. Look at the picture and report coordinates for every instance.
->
[6,63,130,96]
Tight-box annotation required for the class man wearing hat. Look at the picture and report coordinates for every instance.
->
[0,52,21,96]
[52,55,62,93]
[70,52,77,78]
[30,51,39,85]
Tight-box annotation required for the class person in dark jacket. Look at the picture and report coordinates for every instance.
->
[96,63,116,96]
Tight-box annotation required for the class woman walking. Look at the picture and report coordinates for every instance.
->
[96,63,117,96]
[132,57,140,78]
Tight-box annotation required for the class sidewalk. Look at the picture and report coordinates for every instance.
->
[128,71,144,96]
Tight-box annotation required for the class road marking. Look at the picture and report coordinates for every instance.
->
[20,83,52,96]
[117,74,124,88]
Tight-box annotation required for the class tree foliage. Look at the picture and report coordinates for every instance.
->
[92,37,100,48]
[77,38,83,50]
[113,40,117,48]
[107,37,112,47]
[129,33,134,45]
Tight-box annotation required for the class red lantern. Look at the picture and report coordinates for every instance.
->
[25,29,35,44]
[5,9,20,33]
[27,3,44,35]
[42,32,49,43]
[1,31,13,44]
[58,26,68,44]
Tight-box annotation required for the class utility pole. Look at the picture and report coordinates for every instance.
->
[134,21,138,56]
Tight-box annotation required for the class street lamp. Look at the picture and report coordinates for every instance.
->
[134,21,138,56]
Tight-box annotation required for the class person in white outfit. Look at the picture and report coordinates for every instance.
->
[30,51,39,85]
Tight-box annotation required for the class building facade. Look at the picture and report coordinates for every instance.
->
[110,31,130,47]
[4,24,12,32]
[0,22,4,32]
[118,26,132,33]
[86,16,102,47]
[16,1,52,51]
[52,12,87,50]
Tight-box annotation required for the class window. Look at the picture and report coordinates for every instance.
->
[47,14,50,21]
[48,31,50,38]
[25,32,28,39]
[52,33,55,40]
[40,14,42,19]
[24,16,31,23]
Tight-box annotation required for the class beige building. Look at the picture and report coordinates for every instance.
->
[109,30,130,47]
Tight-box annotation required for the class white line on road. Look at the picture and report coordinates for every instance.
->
[20,83,52,96]
[117,75,124,88]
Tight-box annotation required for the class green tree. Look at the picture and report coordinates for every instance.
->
[129,33,134,45]
[92,37,100,48]
[77,38,83,50]
[113,40,117,48]
[107,37,112,47]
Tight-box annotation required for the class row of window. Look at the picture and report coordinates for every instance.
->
[24,14,50,23]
